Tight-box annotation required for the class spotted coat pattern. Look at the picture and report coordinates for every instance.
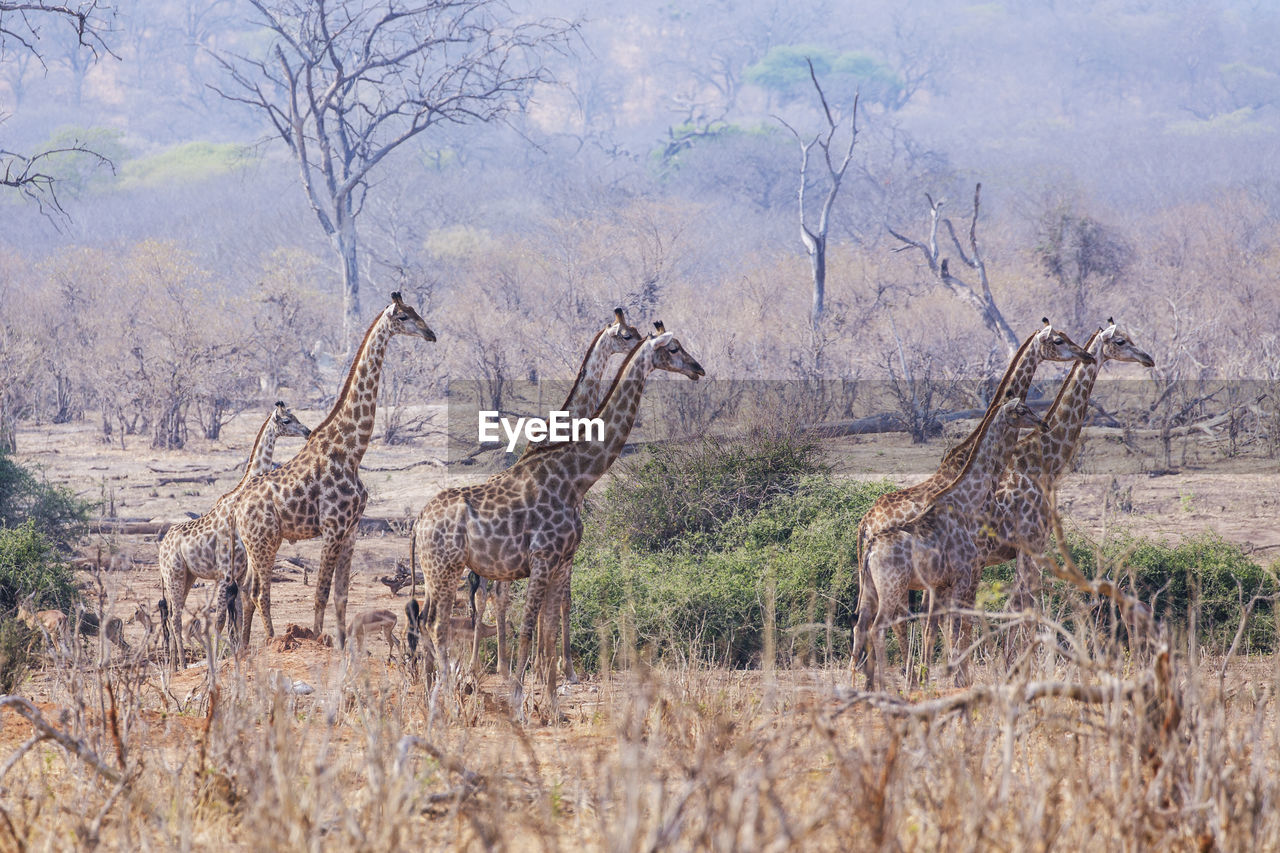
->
[980,323,1155,608]
[412,330,704,714]
[852,397,1049,690]
[158,402,311,668]
[231,294,434,646]
[469,308,642,681]
[856,321,1094,558]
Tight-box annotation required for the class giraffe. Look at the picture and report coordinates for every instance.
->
[411,326,704,715]
[467,308,642,681]
[856,320,1093,556]
[852,395,1049,690]
[158,401,311,668]
[850,320,1091,660]
[232,293,435,647]
[979,320,1155,611]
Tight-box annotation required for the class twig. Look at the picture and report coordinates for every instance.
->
[0,695,123,784]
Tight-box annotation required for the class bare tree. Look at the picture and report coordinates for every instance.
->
[0,0,115,216]
[775,59,858,331]
[887,183,1020,357]
[211,0,575,353]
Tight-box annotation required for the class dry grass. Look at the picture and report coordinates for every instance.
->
[0,581,1278,852]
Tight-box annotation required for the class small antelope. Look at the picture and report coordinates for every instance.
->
[346,609,401,657]
[17,597,68,641]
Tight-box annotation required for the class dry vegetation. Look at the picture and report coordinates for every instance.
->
[1,581,1278,850]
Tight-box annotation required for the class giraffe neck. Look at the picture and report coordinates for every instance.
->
[1036,331,1104,482]
[523,340,654,501]
[567,330,621,419]
[937,331,1040,477]
[518,328,617,463]
[936,406,1024,516]
[244,415,280,480]
[310,309,393,468]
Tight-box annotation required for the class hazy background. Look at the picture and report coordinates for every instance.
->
[3,0,1278,451]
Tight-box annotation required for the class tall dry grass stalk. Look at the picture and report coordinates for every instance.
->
[0,522,1277,849]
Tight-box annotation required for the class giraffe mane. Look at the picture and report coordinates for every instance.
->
[939,326,1040,465]
[557,325,610,411]
[310,304,386,438]
[234,411,275,490]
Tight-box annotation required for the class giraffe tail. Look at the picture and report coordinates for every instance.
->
[408,516,417,605]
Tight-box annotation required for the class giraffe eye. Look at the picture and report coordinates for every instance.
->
[1115,338,1127,345]
[1053,337,1063,344]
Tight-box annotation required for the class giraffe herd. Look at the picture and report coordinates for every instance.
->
[155,292,1154,711]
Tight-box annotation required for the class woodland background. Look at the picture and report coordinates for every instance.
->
[3,0,1280,456]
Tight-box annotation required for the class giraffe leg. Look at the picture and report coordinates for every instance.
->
[510,560,551,718]
[244,532,282,645]
[241,567,259,648]
[867,556,906,693]
[917,589,942,689]
[468,577,489,675]
[166,567,192,671]
[538,576,564,688]
[560,574,578,684]
[948,575,979,688]
[495,582,510,679]
[850,579,877,688]
[313,532,342,638]
[329,534,355,646]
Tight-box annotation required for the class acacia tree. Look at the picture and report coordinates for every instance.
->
[0,0,114,215]
[212,0,574,353]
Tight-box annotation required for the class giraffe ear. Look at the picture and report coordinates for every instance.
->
[652,330,674,348]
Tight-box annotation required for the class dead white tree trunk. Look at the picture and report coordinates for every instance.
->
[887,183,1020,357]
[776,60,859,331]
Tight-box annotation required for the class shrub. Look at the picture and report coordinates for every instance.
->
[988,531,1278,654]
[572,477,895,669]
[0,617,37,693]
[0,448,91,551]
[589,426,829,553]
[0,521,81,615]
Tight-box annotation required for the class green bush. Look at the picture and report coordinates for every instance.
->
[572,477,895,668]
[590,426,830,553]
[0,521,81,615]
[986,532,1278,654]
[0,448,91,551]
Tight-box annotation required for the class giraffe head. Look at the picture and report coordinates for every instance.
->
[999,394,1050,432]
[387,292,436,342]
[649,322,705,380]
[272,401,312,438]
[601,307,642,357]
[1033,317,1095,365]
[1097,318,1155,368]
